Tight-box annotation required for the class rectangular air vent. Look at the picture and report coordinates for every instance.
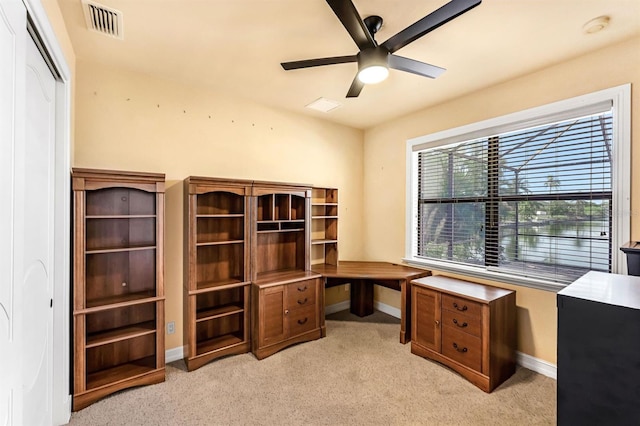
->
[305,97,342,113]
[82,0,123,40]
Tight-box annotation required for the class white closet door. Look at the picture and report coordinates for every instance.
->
[0,0,26,424]
[20,26,57,426]
[2,0,70,423]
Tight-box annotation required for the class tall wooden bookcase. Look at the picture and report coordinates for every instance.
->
[311,187,338,266]
[251,182,324,359]
[71,168,165,411]
[182,177,252,371]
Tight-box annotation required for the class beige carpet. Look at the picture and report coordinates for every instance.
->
[70,311,556,425]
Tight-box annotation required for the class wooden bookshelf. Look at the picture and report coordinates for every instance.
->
[72,168,165,411]
[311,187,338,266]
[183,177,252,371]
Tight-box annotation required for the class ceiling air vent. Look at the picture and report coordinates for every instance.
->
[305,97,341,113]
[82,0,123,40]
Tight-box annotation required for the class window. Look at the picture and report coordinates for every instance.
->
[406,86,630,290]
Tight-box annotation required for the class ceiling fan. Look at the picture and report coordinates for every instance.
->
[281,0,482,98]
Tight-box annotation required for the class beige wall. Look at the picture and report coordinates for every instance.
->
[364,35,640,364]
[41,0,75,68]
[73,60,363,350]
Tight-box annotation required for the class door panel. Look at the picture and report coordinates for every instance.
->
[21,30,56,426]
[413,287,441,352]
[260,286,286,346]
[0,0,26,424]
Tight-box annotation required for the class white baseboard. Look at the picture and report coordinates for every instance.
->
[326,301,557,380]
[325,300,350,315]
[165,346,185,363]
[516,351,557,379]
[374,301,401,319]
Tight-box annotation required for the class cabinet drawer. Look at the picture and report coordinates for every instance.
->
[442,309,481,338]
[442,325,482,372]
[287,279,316,308]
[442,294,482,319]
[288,305,317,337]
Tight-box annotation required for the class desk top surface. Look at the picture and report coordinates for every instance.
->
[557,271,640,310]
[253,269,322,287]
[311,261,430,280]
[411,275,514,303]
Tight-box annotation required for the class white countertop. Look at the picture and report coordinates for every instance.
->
[557,271,640,310]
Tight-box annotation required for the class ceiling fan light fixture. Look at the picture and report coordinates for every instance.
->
[357,47,389,85]
[358,65,389,84]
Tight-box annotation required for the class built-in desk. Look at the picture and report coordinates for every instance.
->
[311,261,431,343]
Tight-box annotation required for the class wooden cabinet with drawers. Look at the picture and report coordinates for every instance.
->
[252,272,323,360]
[410,276,516,392]
[249,182,324,359]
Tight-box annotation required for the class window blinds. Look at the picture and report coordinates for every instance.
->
[416,109,613,284]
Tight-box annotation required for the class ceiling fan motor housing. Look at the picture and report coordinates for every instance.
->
[364,15,383,35]
[357,47,389,70]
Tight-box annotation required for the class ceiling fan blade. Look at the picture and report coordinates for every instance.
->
[346,75,364,98]
[326,0,376,51]
[381,0,481,54]
[388,55,446,79]
[281,55,357,70]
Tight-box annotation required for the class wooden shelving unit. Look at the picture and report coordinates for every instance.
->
[72,168,165,411]
[251,183,310,281]
[311,187,338,266]
[251,182,325,359]
[183,177,252,371]
[183,178,326,365]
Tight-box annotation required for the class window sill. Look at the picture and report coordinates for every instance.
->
[402,257,567,293]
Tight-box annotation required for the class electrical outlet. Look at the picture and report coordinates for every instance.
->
[344,284,349,292]
[167,321,175,335]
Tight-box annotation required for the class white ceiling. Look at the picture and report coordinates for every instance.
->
[56,0,640,129]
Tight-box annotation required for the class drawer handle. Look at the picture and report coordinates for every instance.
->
[298,285,308,292]
[297,297,308,305]
[452,318,468,328]
[452,302,468,312]
[297,317,308,325]
[452,343,468,353]
[284,309,289,315]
